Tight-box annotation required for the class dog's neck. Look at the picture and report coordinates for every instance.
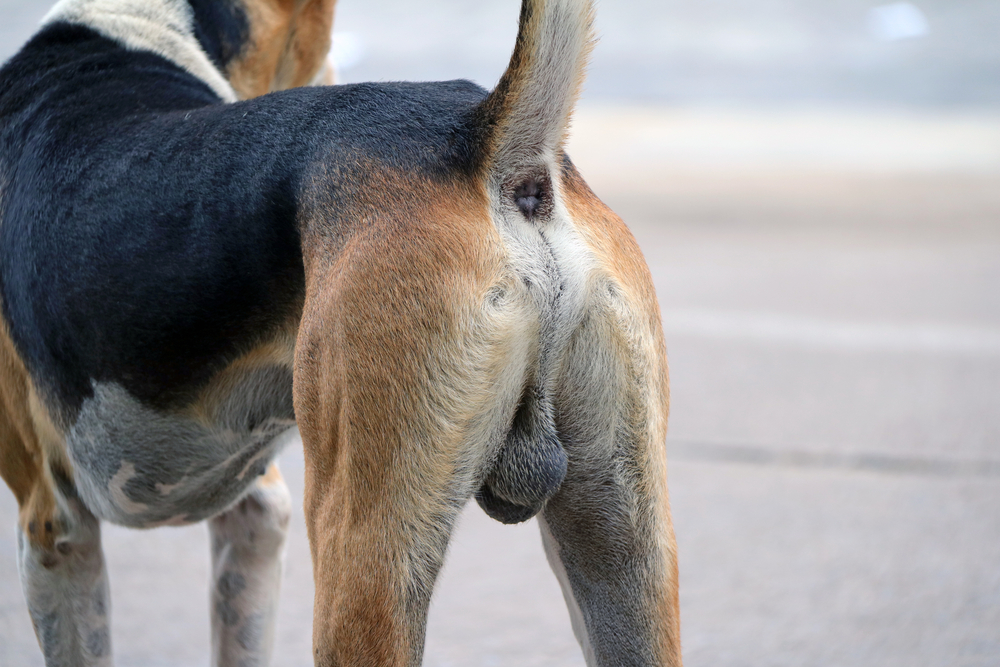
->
[42,0,238,102]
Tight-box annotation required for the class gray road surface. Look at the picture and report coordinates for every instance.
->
[2,1,1000,666]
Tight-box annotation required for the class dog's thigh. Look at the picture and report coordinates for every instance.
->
[296,315,494,666]
[209,463,292,667]
[540,279,681,667]
[293,220,521,665]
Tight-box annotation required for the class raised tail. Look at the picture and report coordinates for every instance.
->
[475,0,595,190]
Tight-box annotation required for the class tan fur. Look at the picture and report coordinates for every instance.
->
[296,172,516,666]
[0,309,65,552]
[258,459,285,488]
[228,0,336,99]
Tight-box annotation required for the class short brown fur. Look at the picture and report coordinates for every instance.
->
[228,0,336,99]
[0,308,64,552]
[296,172,508,666]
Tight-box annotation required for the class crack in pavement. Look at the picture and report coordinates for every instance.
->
[669,439,1000,477]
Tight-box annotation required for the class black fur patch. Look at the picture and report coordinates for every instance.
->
[0,23,489,423]
[188,0,251,70]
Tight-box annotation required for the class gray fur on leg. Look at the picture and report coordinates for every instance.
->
[209,464,291,667]
[17,500,112,667]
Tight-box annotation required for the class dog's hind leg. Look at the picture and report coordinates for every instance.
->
[539,300,681,666]
[208,462,292,667]
[0,319,112,666]
[537,170,683,667]
[293,183,519,665]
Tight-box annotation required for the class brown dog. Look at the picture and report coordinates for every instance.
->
[0,0,680,664]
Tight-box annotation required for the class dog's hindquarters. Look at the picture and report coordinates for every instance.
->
[295,173,526,665]
[470,0,595,524]
[435,0,683,660]
[294,166,681,667]
[293,0,681,664]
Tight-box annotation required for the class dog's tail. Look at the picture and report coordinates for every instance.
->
[475,0,595,182]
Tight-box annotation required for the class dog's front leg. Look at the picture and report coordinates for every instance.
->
[208,463,292,667]
[17,492,112,667]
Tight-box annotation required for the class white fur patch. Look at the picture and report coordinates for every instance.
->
[43,0,237,103]
[106,461,150,515]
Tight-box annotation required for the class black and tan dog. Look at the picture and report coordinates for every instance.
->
[0,0,681,665]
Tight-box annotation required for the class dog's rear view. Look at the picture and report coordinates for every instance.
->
[0,0,681,665]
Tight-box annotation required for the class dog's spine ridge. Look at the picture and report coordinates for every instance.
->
[477,0,595,177]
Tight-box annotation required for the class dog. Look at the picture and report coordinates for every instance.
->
[0,0,681,664]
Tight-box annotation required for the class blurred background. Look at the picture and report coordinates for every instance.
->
[1,0,999,665]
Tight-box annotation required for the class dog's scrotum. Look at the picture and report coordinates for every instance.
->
[476,385,567,524]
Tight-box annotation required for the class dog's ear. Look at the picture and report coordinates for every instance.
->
[226,0,336,99]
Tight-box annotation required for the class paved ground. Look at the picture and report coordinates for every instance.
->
[2,1,1000,666]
